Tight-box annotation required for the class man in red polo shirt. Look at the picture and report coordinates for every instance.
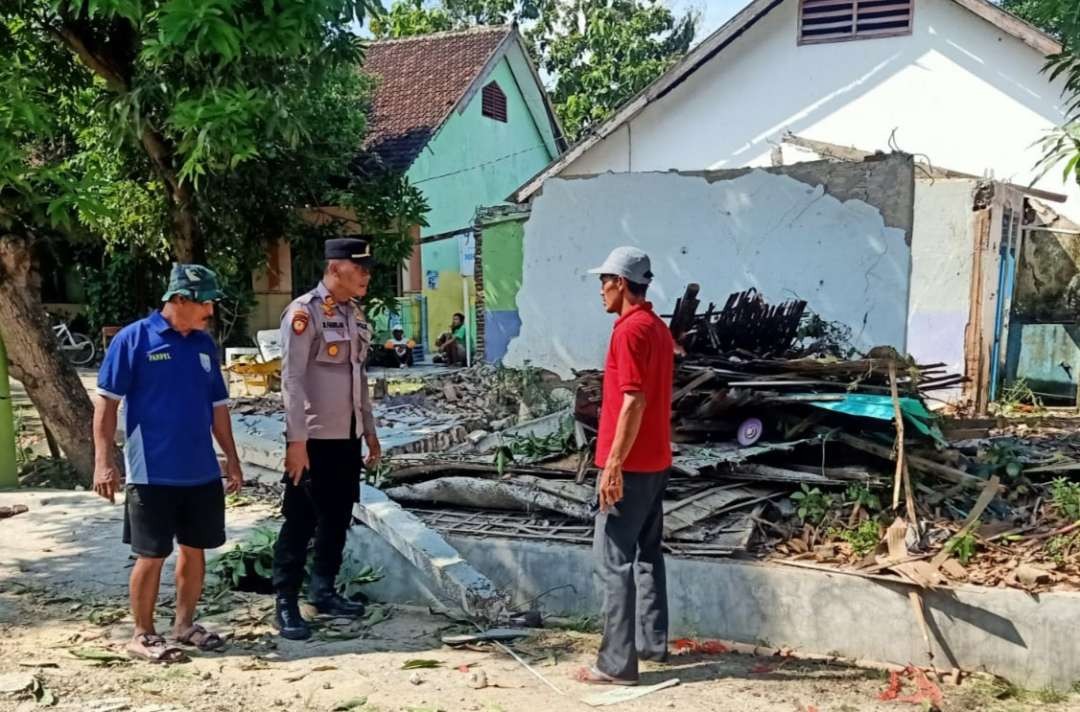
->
[575,246,674,687]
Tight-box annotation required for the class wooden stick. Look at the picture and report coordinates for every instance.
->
[888,363,906,510]
[909,590,936,669]
[928,475,1000,573]
[830,432,988,490]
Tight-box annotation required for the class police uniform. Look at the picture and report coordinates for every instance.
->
[272,238,376,638]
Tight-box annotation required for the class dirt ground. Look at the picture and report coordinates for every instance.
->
[1,491,1078,712]
[2,585,1078,711]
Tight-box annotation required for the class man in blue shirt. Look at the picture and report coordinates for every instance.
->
[93,264,244,663]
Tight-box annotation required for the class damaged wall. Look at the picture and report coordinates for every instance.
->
[477,211,528,363]
[503,157,913,376]
[1014,229,1080,321]
[906,179,979,393]
[558,0,1078,221]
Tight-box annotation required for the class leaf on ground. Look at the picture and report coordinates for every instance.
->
[401,659,442,670]
[88,608,126,626]
[69,647,128,663]
[312,665,338,672]
[363,606,389,627]
[332,697,367,711]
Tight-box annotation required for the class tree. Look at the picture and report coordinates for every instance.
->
[1002,1,1080,184]
[370,0,697,142]
[1,2,428,484]
[370,0,454,37]
[530,0,696,141]
[998,0,1066,38]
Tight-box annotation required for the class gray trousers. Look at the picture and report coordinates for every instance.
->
[593,470,670,680]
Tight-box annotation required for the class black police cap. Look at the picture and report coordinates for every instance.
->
[325,237,373,264]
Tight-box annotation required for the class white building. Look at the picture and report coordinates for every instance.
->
[514,0,1073,220]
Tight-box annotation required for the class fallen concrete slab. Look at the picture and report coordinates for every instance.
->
[385,476,593,520]
[228,411,468,483]
[345,526,1080,689]
[354,485,509,622]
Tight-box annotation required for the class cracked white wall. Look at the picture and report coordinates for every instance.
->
[504,171,910,377]
[906,178,979,400]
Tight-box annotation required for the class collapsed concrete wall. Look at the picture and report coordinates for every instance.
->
[504,155,914,376]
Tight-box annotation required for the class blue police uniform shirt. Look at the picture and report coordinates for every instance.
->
[96,311,229,486]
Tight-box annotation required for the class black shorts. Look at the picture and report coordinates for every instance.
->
[123,480,226,558]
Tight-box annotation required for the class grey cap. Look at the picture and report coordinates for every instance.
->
[587,246,653,285]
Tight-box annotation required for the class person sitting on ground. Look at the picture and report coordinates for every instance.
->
[383,326,415,368]
[433,312,468,365]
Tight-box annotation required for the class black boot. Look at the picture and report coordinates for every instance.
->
[274,594,311,640]
[308,574,365,617]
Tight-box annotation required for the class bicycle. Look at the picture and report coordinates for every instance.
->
[52,316,96,366]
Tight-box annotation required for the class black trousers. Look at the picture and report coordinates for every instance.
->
[272,438,363,596]
[594,471,670,681]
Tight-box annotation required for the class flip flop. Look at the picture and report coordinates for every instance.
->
[127,633,188,664]
[573,666,638,686]
[174,623,226,651]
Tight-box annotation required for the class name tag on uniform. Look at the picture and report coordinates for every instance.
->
[324,330,348,343]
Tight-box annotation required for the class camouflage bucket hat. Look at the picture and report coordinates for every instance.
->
[161,264,225,303]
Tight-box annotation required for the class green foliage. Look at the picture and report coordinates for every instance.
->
[791,484,834,525]
[508,417,575,458]
[371,0,546,36]
[2,0,428,311]
[206,526,278,595]
[207,526,383,598]
[982,441,1025,479]
[338,562,384,600]
[829,520,881,557]
[530,0,697,141]
[370,0,454,37]
[998,0,1068,39]
[996,378,1044,414]
[368,0,697,143]
[75,250,170,336]
[1051,477,1080,521]
[946,530,978,565]
[1009,0,1080,185]
[1045,532,1079,565]
[845,483,882,512]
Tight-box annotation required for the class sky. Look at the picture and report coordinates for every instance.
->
[673,0,746,39]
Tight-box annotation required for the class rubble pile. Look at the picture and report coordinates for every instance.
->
[422,364,573,429]
[380,285,1080,594]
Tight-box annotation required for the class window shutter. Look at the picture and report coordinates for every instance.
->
[799,0,911,44]
[481,82,507,123]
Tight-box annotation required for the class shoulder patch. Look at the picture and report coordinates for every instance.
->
[291,310,310,335]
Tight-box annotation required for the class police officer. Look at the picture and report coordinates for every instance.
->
[272,237,382,640]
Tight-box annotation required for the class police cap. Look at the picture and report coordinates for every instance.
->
[325,237,373,265]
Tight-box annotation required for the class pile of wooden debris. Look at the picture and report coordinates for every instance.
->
[378,287,1080,594]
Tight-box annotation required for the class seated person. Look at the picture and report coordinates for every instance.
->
[383,327,415,368]
[433,313,468,365]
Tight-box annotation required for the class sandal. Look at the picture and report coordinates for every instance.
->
[573,666,638,686]
[127,633,188,663]
[174,623,226,651]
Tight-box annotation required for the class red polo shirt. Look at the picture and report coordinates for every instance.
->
[595,302,674,472]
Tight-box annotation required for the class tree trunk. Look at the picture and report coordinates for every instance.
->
[140,128,205,264]
[0,234,96,484]
[50,21,206,264]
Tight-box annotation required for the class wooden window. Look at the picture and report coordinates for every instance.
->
[481,82,507,122]
[799,0,912,45]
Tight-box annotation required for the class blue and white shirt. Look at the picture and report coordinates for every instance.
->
[97,311,228,486]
